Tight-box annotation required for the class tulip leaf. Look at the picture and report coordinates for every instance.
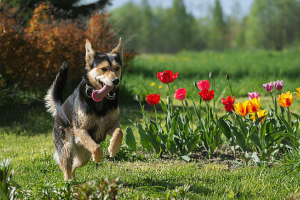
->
[218,118,232,140]
[160,100,168,113]
[232,127,247,152]
[279,116,293,134]
[192,101,201,121]
[125,127,136,151]
[249,132,261,151]
[137,124,150,153]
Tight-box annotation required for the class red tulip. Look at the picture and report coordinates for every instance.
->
[174,88,186,101]
[157,70,179,84]
[221,95,235,113]
[197,80,210,91]
[198,89,215,101]
[146,93,161,105]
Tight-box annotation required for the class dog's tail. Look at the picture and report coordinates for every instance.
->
[45,62,68,117]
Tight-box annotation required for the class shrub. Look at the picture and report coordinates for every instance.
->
[0,2,136,91]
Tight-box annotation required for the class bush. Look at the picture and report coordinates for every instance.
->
[0,2,136,91]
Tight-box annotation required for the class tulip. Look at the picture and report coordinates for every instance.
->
[276,91,295,108]
[263,82,273,92]
[234,101,250,117]
[197,80,210,91]
[174,88,186,101]
[198,89,214,101]
[250,109,267,122]
[146,93,161,105]
[221,95,235,113]
[295,88,300,98]
[273,80,283,91]
[248,97,260,113]
[248,92,259,100]
[157,70,179,84]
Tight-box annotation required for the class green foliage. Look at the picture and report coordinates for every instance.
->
[1,0,111,21]
[109,0,201,53]
[246,0,300,50]
[0,159,19,200]
[74,178,122,200]
[208,0,228,50]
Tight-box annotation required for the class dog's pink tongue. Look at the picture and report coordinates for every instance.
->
[92,85,114,102]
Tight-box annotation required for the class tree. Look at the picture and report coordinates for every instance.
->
[246,0,300,50]
[2,0,111,22]
[208,0,227,50]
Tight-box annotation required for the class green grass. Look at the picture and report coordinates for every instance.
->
[1,49,300,199]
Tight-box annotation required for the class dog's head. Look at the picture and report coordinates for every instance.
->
[85,38,123,101]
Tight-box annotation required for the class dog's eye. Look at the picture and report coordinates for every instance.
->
[101,68,108,72]
[115,67,120,71]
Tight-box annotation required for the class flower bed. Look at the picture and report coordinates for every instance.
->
[126,70,300,165]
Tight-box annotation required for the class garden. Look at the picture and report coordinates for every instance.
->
[1,49,300,199]
[1,1,300,199]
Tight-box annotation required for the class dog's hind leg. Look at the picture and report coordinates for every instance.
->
[107,123,123,157]
[53,127,75,180]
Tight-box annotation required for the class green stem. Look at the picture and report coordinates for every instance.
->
[154,105,157,124]
[167,83,172,115]
[211,77,217,120]
[227,79,234,97]
[181,101,186,115]
[270,91,277,117]
[288,107,292,130]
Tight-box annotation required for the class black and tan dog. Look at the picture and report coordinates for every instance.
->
[45,38,123,180]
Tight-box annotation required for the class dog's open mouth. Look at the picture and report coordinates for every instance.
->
[91,81,116,102]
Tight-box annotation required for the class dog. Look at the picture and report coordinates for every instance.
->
[45,38,123,180]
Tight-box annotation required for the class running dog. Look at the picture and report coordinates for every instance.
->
[45,38,123,180]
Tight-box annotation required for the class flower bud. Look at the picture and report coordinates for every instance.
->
[184,100,188,107]
[167,96,170,104]
[193,81,197,88]
[209,72,213,79]
[135,94,140,102]
[226,75,229,80]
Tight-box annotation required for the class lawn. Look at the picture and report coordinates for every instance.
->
[1,49,300,199]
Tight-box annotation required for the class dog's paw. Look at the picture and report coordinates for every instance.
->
[92,147,103,163]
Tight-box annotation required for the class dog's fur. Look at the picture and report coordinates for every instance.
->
[45,39,123,180]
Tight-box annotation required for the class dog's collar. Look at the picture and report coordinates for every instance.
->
[85,84,116,100]
[85,85,94,98]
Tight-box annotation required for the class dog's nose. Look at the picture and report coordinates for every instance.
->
[112,78,119,86]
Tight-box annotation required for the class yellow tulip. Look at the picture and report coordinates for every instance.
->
[295,88,300,98]
[234,101,250,117]
[248,98,260,113]
[277,91,295,108]
[250,109,267,122]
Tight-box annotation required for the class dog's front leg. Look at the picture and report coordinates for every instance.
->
[73,128,103,163]
[107,123,123,157]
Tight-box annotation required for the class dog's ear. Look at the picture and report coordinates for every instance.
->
[85,39,95,69]
[111,38,123,60]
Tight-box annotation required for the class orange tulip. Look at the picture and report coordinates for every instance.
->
[234,101,250,117]
[248,98,260,113]
[276,91,295,108]
[250,109,267,123]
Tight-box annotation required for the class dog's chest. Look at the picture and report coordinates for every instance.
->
[75,106,120,143]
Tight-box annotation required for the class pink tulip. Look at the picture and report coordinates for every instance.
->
[263,82,273,92]
[248,92,259,100]
[174,88,186,101]
[273,80,283,91]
